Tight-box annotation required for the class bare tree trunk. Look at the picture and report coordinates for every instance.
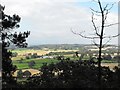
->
[98,37,102,88]
[98,1,105,87]
[72,0,119,88]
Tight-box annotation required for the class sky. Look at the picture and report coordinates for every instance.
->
[1,0,119,46]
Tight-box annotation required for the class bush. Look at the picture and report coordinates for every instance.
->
[28,61,36,68]
[25,59,119,88]
[23,70,31,78]
[26,56,31,59]
[12,52,18,57]
[103,54,112,60]
[17,69,23,78]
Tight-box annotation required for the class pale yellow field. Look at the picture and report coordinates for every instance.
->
[101,63,118,70]
[13,49,49,56]
[13,49,78,55]
[12,49,78,60]
[50,50,79,52]
[13,69,40,77]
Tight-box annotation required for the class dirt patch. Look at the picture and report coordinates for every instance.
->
[101,63,118,70]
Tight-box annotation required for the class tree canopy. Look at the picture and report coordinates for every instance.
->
[0,4,30,88]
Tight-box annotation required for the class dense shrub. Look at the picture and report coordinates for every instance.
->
[12,52,18,57]
[24,60,120,88]
[28,61,36,68]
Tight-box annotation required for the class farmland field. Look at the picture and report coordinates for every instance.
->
[12,58,59,69]
[12,49,49,56]
[11,48,119,75]
[11,49,79,69]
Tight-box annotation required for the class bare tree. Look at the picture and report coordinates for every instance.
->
[72,0,119,88]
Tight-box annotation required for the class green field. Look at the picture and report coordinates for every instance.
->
[11,49,118,70]
[13,58,59,69]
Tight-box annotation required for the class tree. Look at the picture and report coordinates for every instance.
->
[12,52,18,57]
[31,53,38,58]
[28,61,36,68]
[103,54,112,60]
[26,59,117,88]
[23,70,31,78]
[71,0,119,88]
[75,51,79,57]
[17,69,23,79]
[0,5,30,88]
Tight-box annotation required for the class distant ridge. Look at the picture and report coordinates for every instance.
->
[27,44,117,50]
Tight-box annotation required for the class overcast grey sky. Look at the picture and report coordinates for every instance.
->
[1,0,119,46]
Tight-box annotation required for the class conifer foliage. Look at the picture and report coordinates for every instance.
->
[0,5,30,87]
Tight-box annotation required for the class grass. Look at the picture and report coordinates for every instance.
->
[11,49,118,70]
[13,58,59,69]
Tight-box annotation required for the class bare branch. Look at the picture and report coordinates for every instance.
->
[98,0,103,13]
[103,3,115,21]
[71,29,99,39]
[91,12,101,37]
[104,10,109,21]
[93,39,99,48]
[102,34,120,39]
[102,37,112,48]
[111,34,120,38]
[107,2,116,11]
[90,8,101,13]
[103,4,109,11]
[104,23,118,27]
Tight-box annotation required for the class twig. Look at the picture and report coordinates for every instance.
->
[104,23,119,27]
[102,37,112,48]
[71,29,99,39]
[91,12,101,37]
[90,8,101,13]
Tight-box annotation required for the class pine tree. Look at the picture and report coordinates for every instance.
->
[0,5,30,88]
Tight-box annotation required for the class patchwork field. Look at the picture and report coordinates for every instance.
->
[11,49,119,77]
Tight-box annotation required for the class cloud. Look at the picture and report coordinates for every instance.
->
[1,0,118,45]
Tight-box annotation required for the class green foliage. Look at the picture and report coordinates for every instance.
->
[12,52,18,57]
[103,54,112,60]
[17,69,23,79]
[25,56,31,59]
[23,70,31,78]
[28,61,36,68]
[24,59,120,88]
[1,4,30,88]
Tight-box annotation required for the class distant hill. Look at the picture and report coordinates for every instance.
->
[27,44,118,51]
[27,44,86,50]
[7,43,118,52]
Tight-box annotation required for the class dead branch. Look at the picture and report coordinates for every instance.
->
[93,39,99,47]
[91,12,101,37]
[111,34,120,37]
[102,37,112,48]
[71,29,99,39]
[104,23,119,27]
[102,34,120,39]
[98,0,103,14]
[104,10,109,21]
[90,8,101,13]
[103,4,109,11]
[107,2,116,11]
